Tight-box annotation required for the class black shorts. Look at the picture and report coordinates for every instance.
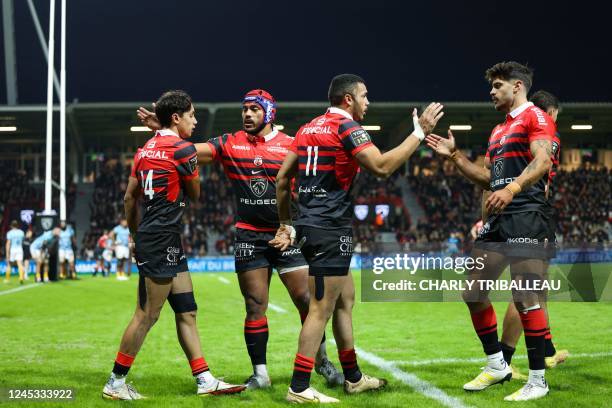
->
[475,211,556,259]
[134,232,188,278]
[234,228,307,274]
[296,225,353,277]
[23,246,32,260]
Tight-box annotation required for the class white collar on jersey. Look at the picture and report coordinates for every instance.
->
[156,129,181,138]
[327,107,354,120]
[263,128,279,142]
[508,101,534,119]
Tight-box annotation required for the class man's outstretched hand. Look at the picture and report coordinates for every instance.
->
[426,129,456,158]
[136,103,161,131]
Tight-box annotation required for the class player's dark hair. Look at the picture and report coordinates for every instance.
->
[530,90,559,112]
[155,90,193,128]
[328,74,365,106]
[10,220,19,229]
[485,61,533,93]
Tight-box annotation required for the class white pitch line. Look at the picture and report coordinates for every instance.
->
[267,303,287,313]
[392,351,612,367]
[217,276,230,284]
[354,346,472,408]
[0,283,43,296]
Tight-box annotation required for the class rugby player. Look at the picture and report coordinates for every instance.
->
[93,230,109,277]
[31,228,59,283]
[498,90,568,380]
[4,220,25,284]
[271,74,444,403]
[137,89,342,389]
[103,90,244,400]
[58,221,77,280]
[23,229,33,281]
[426,62,557,401]
[112,219,131,281]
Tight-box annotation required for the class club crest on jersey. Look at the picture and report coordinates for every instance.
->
[254,155,263,167]
[494,157,504,178]
[250,176,268,198]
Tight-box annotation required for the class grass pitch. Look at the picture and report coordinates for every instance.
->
[0,270,610,407]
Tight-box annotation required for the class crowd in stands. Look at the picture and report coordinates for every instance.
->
[406,154,485,250]
[552,163,610,244]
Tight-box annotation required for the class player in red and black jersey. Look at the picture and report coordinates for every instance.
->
[271,74,444,403]
[137,90,342,389]
[498,90,568,380]
[103,91,245,400]
[427,62,557,401]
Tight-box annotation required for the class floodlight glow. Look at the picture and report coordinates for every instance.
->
[571,125,592,130]
[0,126,17,131]
[130,126,152,132]
[449,125,472,131]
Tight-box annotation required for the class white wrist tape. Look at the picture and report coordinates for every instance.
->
[413,115,425,141]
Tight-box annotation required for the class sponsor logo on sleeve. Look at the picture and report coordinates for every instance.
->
[350,129,371,146]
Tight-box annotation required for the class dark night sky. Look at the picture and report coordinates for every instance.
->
[2,0,611,104]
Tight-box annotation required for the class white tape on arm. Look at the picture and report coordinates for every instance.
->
[413,115,425,141]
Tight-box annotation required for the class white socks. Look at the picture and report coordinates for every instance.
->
[196,370,215,384]
[110,372,126,387]
[487,351,507,370]
[528,369,546,386]
[254,364,269,378]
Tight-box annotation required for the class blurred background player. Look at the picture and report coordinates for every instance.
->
[427,62,557,401]
[93,230,110,277]
[102,233,114,278]
[23,229,33,281]
[103,90,244,400]
[58,221,77,280]
[138,89,342,389]
[498,90,568,380]
[271,74,444,403]
[113,219,131,281]
[30,228,59,283]
[5,220,25,284]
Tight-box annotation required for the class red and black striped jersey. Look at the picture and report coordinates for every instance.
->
[485,102,557,214]
[207,129,293,232]
[290,107,373,229]
[130,129,199,234]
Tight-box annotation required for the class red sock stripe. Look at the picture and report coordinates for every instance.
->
[189,357,209,374]
[115,352,135,367]
[520,309,547,337]
[294,353,315,373]
[244,317,268,328]
[471,305,497,335]
[338,348,358,369]
[244,316,269,334]
[244,328,269,334]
